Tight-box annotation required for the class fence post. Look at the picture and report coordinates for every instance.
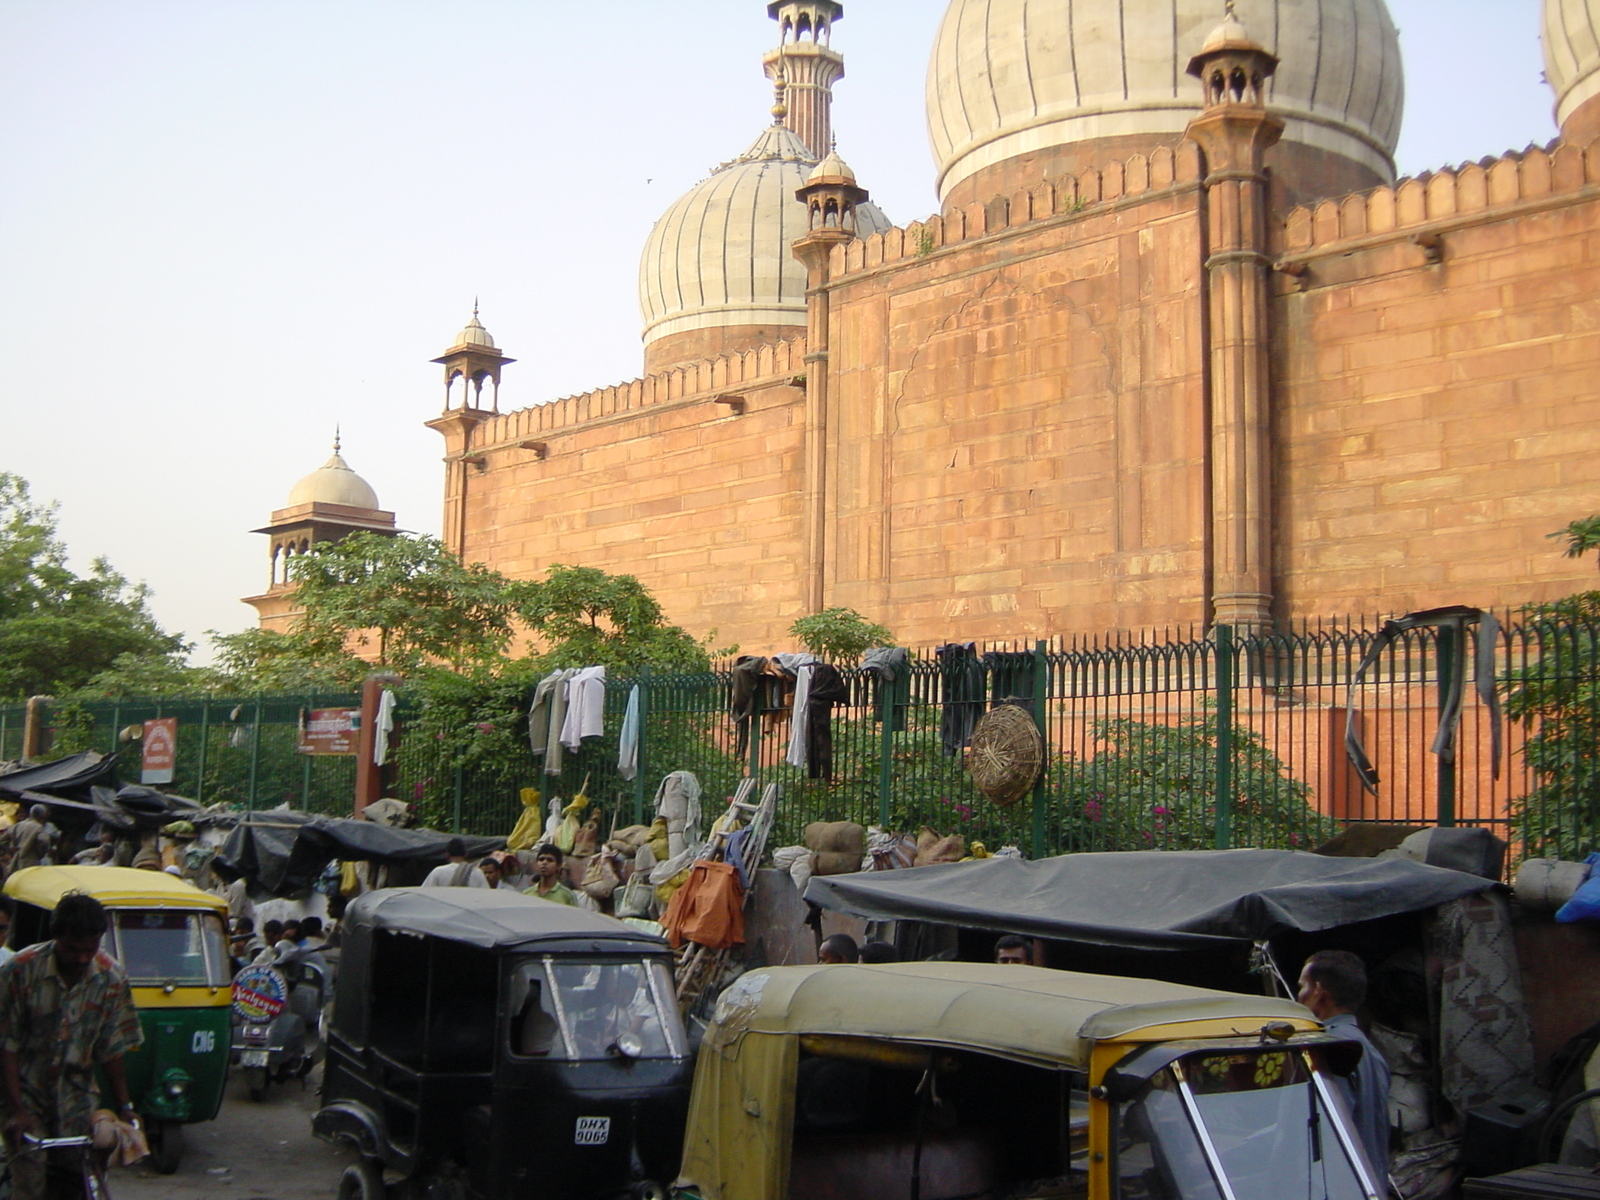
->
[877,668,894,829]
[196,701,209,805]
[1030,640,1050,859]
[634,669,651,826]
[452,765,464,834]
[246,697,264,812]
[22,697,51,762]
[1436,623,1461,828]
[1214,625,1235,850]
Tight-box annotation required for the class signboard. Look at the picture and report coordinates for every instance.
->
[141,717,177,784]
[298,707,359,756]
[232,965,289,1022]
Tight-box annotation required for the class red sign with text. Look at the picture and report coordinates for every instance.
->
[141,718,177,784]
[298,708,359,756]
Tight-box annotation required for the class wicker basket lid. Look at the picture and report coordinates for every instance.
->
[967,704,1043,808]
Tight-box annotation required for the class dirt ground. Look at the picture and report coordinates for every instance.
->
[115,1062,353,1200]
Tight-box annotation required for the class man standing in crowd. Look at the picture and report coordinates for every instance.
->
[819,934,859,964]
[523,845,577,906]
[1298,950,1392,1182]
[421,838,489,888]
[995,935,1033,965]
[0,892,142,1200]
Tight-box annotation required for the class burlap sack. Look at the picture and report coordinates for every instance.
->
[613,824,652,847]
[582,851,622,899]
[914,827,965,867]
[804,821,865,857]
[812,850,862,876]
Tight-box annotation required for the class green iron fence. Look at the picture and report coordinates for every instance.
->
[3,614,1594,864]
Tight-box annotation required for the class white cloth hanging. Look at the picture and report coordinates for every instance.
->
[559,665,607,753]
[617,685,641,781]
[373,689,396,765]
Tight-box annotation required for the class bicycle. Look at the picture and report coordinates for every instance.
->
[1,1130,113,1200]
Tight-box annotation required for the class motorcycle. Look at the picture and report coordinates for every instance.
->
[231,947,327,1101]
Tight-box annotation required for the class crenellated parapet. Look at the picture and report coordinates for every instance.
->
[1278,139,1600,261]
[821,143,1206,279]
[470,337,807,450]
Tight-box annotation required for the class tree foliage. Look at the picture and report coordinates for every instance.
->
[515,564,726,672]
[789,606,895,664]
[0,474,190,699]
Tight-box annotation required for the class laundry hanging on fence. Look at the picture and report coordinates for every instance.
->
[802,663,850,780]
[527,666,608,774]
[618,685,641,782]
[559,665,607,752]
[773,653,821,769]
[373,689,397,766]
[863,646,910,733]
[938,642,984,756]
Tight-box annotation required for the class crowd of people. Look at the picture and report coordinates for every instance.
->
[420,838,584,908]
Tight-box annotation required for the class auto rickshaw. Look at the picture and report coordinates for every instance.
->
[314,887,694,1200]
[4,865,233,1174]
[674,961,1387,1200]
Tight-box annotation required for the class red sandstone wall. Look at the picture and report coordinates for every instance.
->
[1275,143,1600,618]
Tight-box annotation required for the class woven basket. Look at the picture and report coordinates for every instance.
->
[967,704,1043,808]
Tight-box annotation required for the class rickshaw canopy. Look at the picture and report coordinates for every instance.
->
[343,886,667,952]
[704,962,1314,1069]
[5,865,228,913]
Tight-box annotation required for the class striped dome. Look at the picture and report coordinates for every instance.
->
[639,124,891,348]
[927,0,1404,203]
[1545,0,1600,128]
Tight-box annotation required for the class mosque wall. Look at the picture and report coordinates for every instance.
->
[1273,140,1600,618]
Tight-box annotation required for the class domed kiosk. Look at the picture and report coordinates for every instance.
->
[638,5,891,375]
[243,436,397,635]
[927,0,1404,210]
[1545,0,1600,145]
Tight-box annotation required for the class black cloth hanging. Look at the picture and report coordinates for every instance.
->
[863,646,910,733]
[805,664,850,781]
[937,642,984,757]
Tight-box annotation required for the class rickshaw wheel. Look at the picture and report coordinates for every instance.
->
[245,1066,268,1102]
[337,1160,385,1200]
[147,1120,184,1174]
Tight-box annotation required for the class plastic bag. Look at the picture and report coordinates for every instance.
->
[1556,852,1600,923]
[507,787,543,852]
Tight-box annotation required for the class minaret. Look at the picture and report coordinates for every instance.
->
[1185,3,1283,632]
[792,145,869,614]
[425,306,511,557]
[763,1,845,159]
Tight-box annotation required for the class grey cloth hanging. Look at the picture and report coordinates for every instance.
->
[1343,605,1503,795]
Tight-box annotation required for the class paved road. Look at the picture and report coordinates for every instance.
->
[116,1062,353,1200]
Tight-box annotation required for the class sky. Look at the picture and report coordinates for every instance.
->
[0,0,1560,662]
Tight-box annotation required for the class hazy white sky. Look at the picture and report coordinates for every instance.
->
[0,1,1558,659]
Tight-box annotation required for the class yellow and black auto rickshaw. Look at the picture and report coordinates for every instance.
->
[674,961,1385,1200]
[5,865,233,1174]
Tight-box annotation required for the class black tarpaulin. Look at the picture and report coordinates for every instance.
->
[211,811,505,895]
[0,752,123,802]
[804,849,1501,951]
[346,887,662,951]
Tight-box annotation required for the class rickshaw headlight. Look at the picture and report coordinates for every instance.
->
[612,1032,644,1059]
[161,1069,191,1098]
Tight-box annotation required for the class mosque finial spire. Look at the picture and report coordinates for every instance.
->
[333,424,342,455]
[763,2,845,159]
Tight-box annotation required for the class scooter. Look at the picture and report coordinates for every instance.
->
[231,951,326,1101]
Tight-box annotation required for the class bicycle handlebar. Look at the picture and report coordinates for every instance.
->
[20,1133,93,1150]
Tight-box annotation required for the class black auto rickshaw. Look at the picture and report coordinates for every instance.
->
[314,887,693,1200]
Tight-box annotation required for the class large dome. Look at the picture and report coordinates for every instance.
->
[927,0,1404,205]
[639,124,891,356]
[288,450,380,510]
[1545,0,1600,131]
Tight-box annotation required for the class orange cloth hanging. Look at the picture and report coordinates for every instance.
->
[661,860,745,950]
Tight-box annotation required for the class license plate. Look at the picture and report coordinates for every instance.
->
[240,1050,269,1067]
[574,1117,610,1145]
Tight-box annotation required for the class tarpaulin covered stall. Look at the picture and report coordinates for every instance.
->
[804,848,1500,951]
[211,810,504,894]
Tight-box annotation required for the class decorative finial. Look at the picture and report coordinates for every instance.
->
[1224,0,1236,15]
[771,75,788,124]
[473,296,479,319]
[333,424,342,455]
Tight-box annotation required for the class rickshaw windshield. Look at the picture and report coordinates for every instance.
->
[1117,1049,1376,1200]
[109,910,229,987]
[508,958,684,1061]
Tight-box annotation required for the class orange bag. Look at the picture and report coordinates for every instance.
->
[660,860,745,951]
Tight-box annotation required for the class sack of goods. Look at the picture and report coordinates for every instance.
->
[805,821,866,877]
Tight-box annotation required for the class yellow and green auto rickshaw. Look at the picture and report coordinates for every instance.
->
[5,865,233,1174]
[674,961,1385,1200]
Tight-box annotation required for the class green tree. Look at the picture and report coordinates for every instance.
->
[286,532,519,672]
[0,474,189,698]
[789,606,894,664]
[515,564,727,671]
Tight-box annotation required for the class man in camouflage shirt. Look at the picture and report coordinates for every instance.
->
[0,891,143,1199]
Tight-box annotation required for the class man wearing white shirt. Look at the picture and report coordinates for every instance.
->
[420,838,490,888]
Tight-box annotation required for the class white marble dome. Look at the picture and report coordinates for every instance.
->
[926,0,1404,203]
[454,313,496,349]
[288,450,380,510]
[639,124,891,349]
[1544,0,1600,128]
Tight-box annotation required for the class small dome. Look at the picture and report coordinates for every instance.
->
[288,450,380,510]
[1544,0,1600,128]
[455,313,496,349]
[808,148,857,184]
[639,125,893,348]
[926,0,1404,204]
